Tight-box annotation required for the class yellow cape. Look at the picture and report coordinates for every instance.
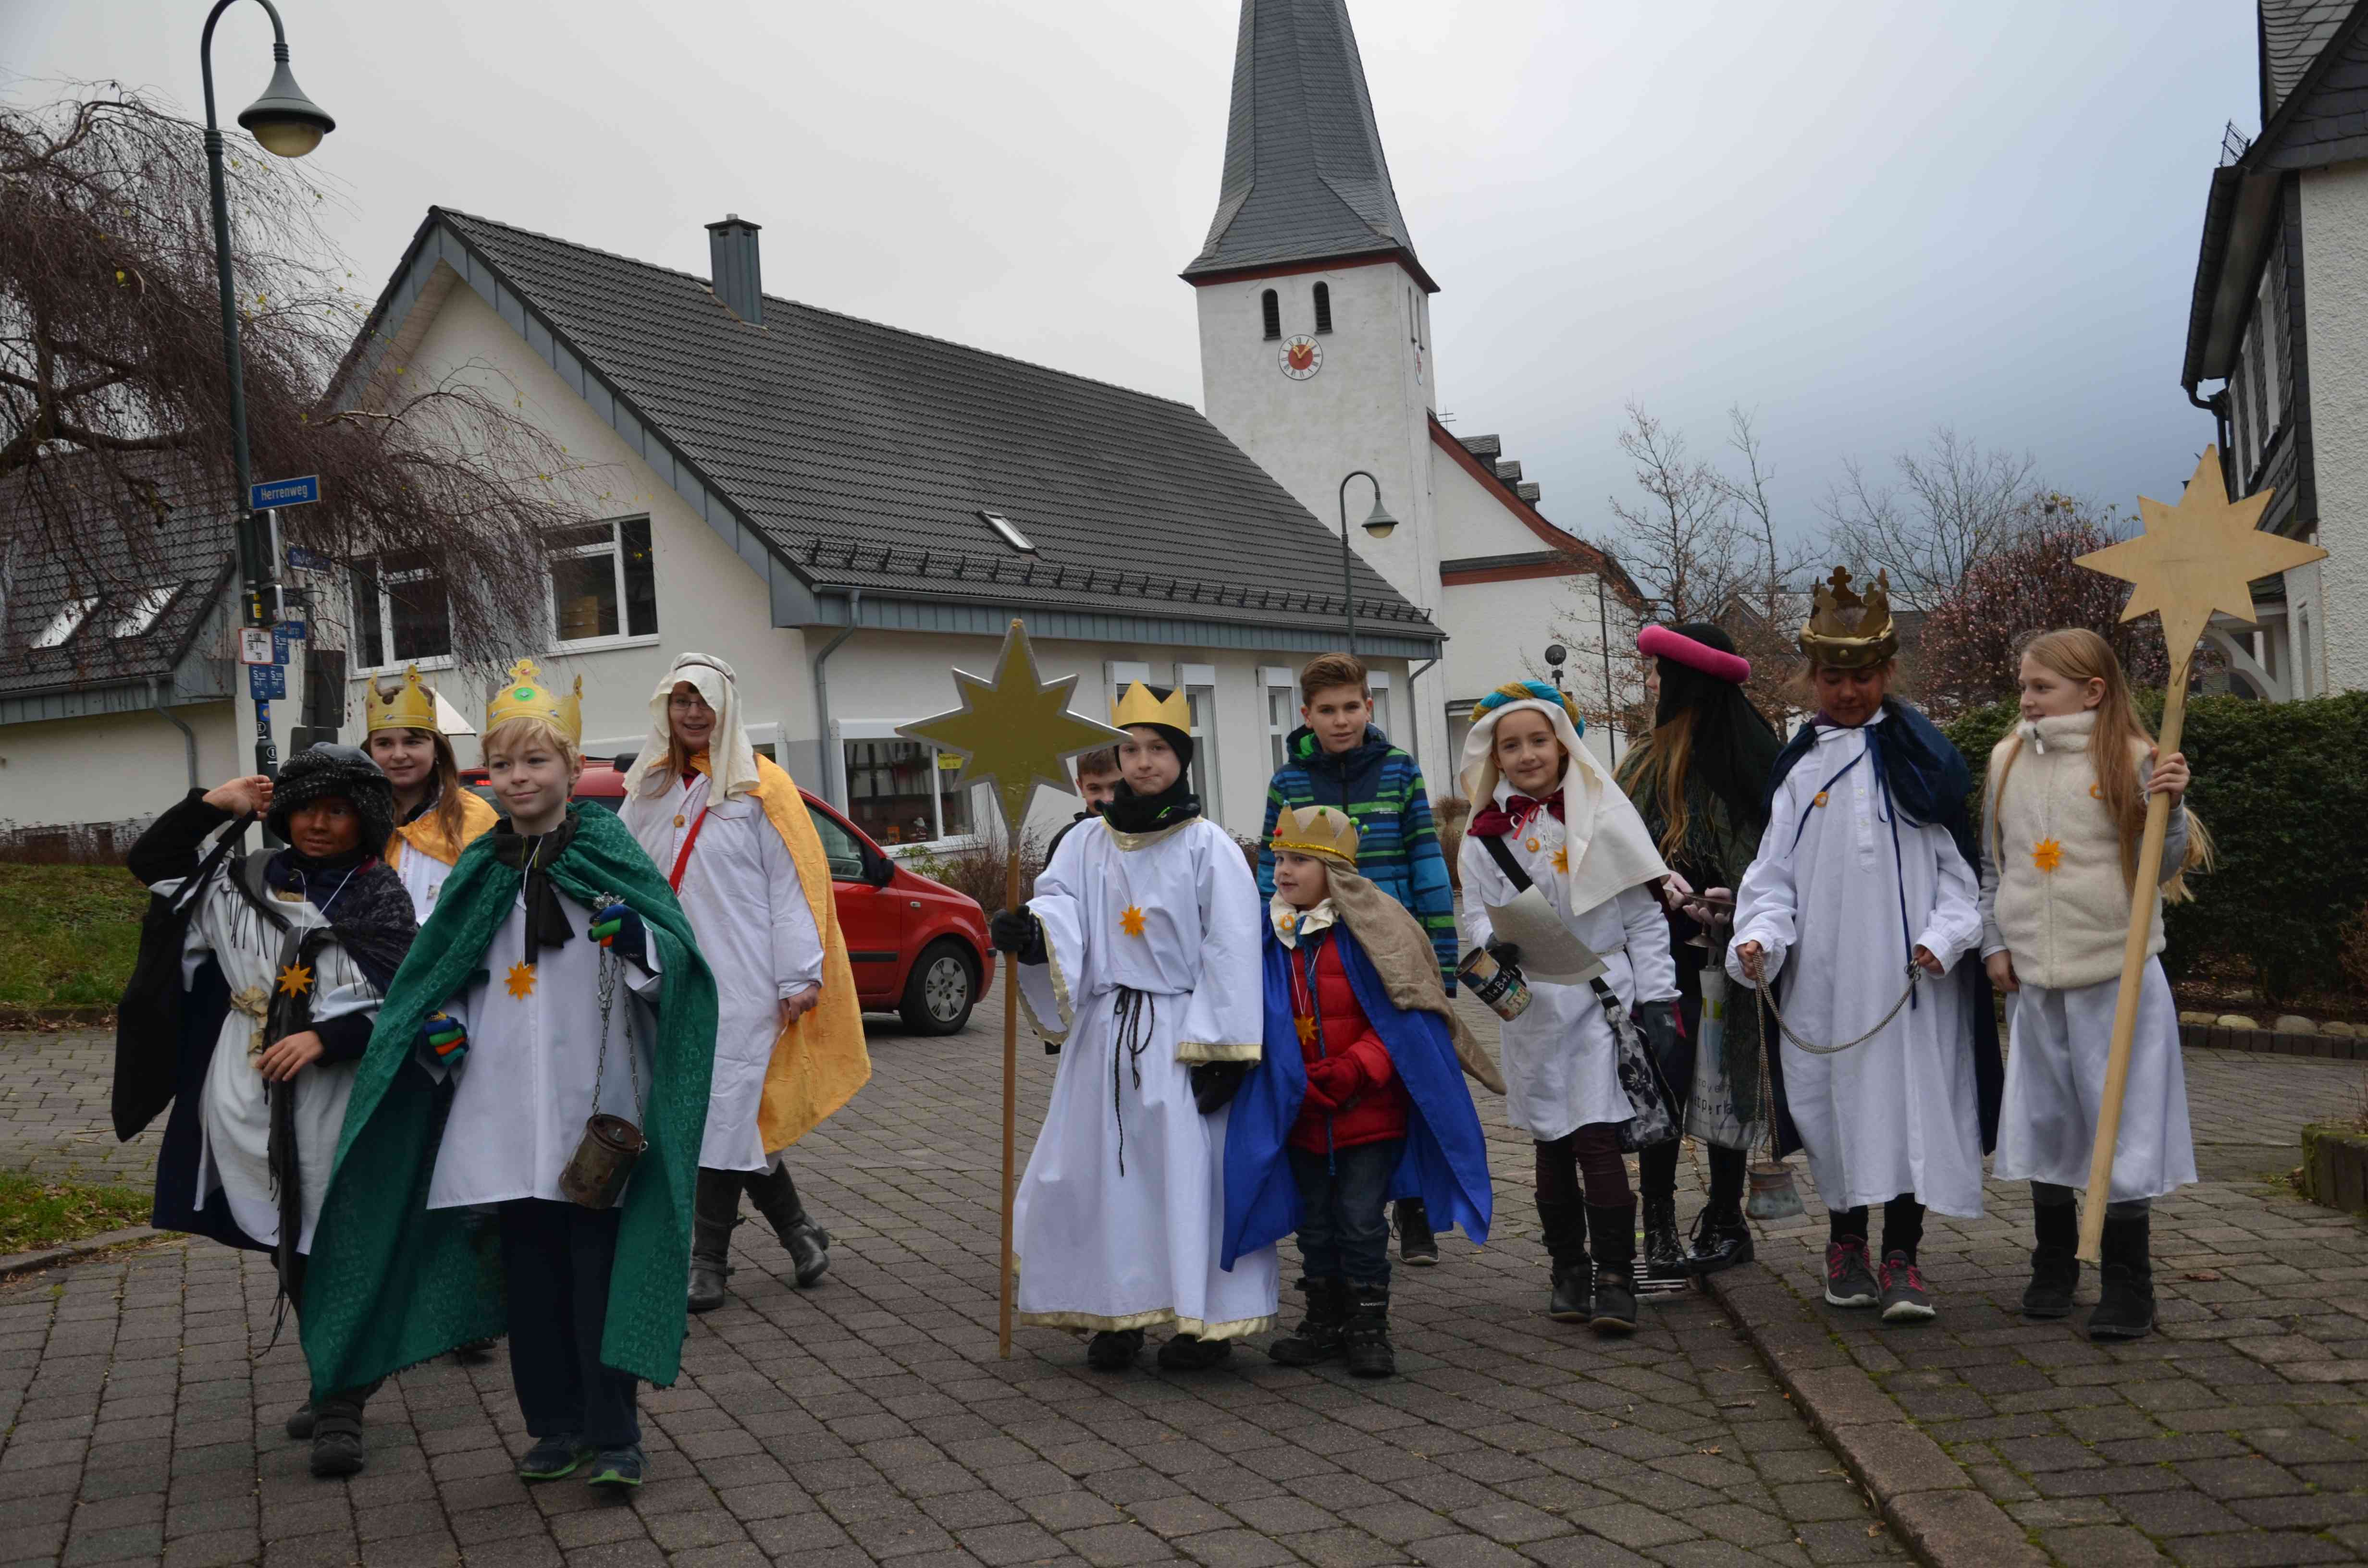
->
[698,753,873,1149]
[383,788,499,871]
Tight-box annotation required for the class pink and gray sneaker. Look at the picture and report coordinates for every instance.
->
[1878,1250,1936,1322]
[1824,1238,1880,1308]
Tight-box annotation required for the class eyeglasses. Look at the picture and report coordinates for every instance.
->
[667,696,713,713]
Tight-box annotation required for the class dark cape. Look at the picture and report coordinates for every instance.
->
[1222,925,1493,1268]
[113,793,417,1253]
[1756,700,2004,1158]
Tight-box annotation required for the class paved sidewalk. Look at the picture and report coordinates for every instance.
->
[1712,1048,2368,1567]
[0,1018,1902,1568]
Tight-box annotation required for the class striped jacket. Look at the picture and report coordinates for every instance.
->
[1256,725,1457,993]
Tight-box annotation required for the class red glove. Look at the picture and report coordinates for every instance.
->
[1305,1054,1366,1109]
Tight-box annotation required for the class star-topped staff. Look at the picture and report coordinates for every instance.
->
[899,620,1126,1357]
[2072,448,2324,1263]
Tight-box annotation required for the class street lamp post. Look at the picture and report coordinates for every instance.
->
[1336,470,1396,656]
[200,0,335,777]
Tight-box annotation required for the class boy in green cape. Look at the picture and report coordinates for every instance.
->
[301,661,718,1490]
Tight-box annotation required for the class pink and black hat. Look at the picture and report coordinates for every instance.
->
[1638,623,1751,685]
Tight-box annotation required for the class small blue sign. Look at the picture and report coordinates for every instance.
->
[286,546,332,572]
[271,623,304,662]
[248,663,286,700]
[250,475,320,510]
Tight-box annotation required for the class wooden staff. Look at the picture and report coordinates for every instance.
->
[997,786,1024,1357]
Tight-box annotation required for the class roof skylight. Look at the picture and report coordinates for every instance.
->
[32,595,98,649]
[111,584,183,638]
[979,510,1036,552]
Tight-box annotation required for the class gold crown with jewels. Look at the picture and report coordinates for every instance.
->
[485,658,582,743]
[1798,567,1899,669]
[1111,681,1191,731]
[364,664,441,734]
[1270,804,1359,867]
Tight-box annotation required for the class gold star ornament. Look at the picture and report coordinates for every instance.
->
[897,620,1129,832]
[2075,448,2326,655]
[276,963,313,999]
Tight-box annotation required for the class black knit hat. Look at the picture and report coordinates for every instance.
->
[266,743,397,855]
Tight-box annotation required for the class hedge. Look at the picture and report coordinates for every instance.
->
[1942,690,2368,1002]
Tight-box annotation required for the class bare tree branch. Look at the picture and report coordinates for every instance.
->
[1816,427,2042,610]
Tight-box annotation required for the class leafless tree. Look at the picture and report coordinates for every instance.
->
[1816,427,2041,611]
[1603,400,1748,624]
[0,88,589,671]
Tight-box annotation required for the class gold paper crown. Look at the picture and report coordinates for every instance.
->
[1111,681,1190,731]
[485,658,583,744]
[1270,804,1359,867]
[364,664,441,734]
[1798,567,1899,669]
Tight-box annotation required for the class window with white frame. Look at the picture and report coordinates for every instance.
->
[1180,663,1220,808]
[1262,666,1296,770]
[32,595,98,649]
[351,554,452,669]
[1367,669,1393,742]
[547,517,656,646]
[839,722,976,846]
[111,585,182,638]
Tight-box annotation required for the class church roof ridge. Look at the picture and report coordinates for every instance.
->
[1182,0,1435,292]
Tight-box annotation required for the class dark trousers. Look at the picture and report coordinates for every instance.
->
[1289,1139,1404,1287]
[1535,1123,1630,1208]
[498,1199,640,1448]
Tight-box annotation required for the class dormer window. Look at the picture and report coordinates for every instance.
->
[1313,282,1332,334]
[32,595,97,649]
[111,584,183,638]
[1260,289,1281,341]
[979,510,1036,552]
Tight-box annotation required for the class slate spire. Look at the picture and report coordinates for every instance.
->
[1183,0,1436,291]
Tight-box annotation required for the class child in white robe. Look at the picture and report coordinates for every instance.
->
[1982,629,2203,1341]
[1729,569,1992,1324]
[990,683,1275,1372]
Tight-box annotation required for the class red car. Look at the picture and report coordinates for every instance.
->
[462,757,991,1034]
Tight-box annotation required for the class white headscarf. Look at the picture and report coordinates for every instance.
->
[623,651,763,801]
[1460,685,1667,915]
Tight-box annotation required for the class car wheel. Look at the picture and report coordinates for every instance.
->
[899,940,976,1035]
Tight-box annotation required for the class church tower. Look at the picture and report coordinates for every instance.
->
[1184,0,1448,771]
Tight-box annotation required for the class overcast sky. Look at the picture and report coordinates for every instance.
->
[4,1,2257,552]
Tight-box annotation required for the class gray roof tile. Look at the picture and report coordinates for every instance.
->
[2263,0,2359,116]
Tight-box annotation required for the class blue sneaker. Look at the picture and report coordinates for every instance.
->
[517,1434,591,1481]
[585,1444,645,1489]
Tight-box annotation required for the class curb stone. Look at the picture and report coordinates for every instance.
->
[1702,1253,2047,1567]
[0,1224,163,1281]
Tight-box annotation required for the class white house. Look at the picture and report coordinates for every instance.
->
[2182,0,2368,698]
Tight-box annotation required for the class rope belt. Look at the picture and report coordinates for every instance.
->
[230,985,272,1058]
[1110,988,1156,1177]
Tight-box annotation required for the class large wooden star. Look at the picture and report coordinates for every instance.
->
[897,620,1129,831]
[2075,448,2326,654]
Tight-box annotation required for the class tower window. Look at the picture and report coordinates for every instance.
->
[1313,282,1332,334]
[1260,289,1280,341]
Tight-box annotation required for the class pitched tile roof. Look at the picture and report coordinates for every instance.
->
[1181,0,1433,290]
[2262,0,2359,117]
[425,210,1435,640]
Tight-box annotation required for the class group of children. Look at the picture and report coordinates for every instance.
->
[997,580,2206,1380]
[117,651,866,1489]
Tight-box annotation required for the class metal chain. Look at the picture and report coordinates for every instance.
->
[1749,963,1923,1056]
[589,891,646,1124]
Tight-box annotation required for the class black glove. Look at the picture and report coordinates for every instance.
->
[1486,940,1522,970]
[1635,998,1686,1080]
[989,907,1047,965]
[1190,1060,1247,1115]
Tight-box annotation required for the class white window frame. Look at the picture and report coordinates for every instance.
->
[33,595,99,649]
[1106,660,1153,711]
[1366,669,1393,743]
[348,557,456,676]
[545,517,660,654]
[1262,665,1296,771]
[1179,662,1220,815]
[110,584,183,639]
[835,718,984,852]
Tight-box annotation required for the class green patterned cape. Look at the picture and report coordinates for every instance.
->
[299,804,717,1399]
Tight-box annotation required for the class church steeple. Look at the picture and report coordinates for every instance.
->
[1182,0,1436,293]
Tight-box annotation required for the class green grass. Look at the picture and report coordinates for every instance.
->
[0,863,147,1008]
[0,1171,151,1254]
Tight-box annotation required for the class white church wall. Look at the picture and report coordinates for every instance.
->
[2302,162,2368,694]
[1430,431,1562,561]
[0,701,239,833]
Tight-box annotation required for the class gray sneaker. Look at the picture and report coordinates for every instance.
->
[1878,1251,1936,1323]
[1823,1238,1880,1308]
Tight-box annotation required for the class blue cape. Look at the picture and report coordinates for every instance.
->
[1223,925,1493,1268]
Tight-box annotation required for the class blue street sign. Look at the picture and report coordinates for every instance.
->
[271,624,304,663]
[248,663,286,700]
[286,546,332,572]
[250,475,320,510]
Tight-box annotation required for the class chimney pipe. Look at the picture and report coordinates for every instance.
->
[705,213,763,326]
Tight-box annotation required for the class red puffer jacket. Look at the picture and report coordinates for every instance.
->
[1285,931,1411,1153]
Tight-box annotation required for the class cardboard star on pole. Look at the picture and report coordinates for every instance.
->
[2076,447,2326,653]
[897,620,1127,831]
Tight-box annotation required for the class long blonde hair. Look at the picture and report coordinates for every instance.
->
[1617,714,1697,863]
[1991,628,2211,901]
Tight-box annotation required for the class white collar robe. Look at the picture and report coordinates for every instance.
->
[1724,710,1988,1218]
[1011,816,1277,1340]
[620,771,823,1170]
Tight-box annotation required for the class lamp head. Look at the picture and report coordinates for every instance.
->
[237,55,335,159]
[1543,643,1567,667]
[1360,493,1397,540]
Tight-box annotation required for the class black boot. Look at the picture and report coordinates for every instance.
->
[1640,1191,1685,1282]
[744,1163,830,1287]
[1587,1201,1638,1335]
[2088,1214,2155,1341]
[1537,1197,1592,1321]
[1686,1203,1754,1275]
[2022,1201,2079,1320]
[1395,1199,1439,1266]
[1343,1283,1394,1378]
[1085,1329,1144,1371]
[688,1167,742,1313]
[1269,1277,1349,1367]
[307,1382,376,1479]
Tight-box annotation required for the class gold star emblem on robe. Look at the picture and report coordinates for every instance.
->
[276,963,313,998]
[1120,905,1147,939]
[896,620,1130,833]
[505,961,538,999]
[2032,838,2063,873]
[1552,845,1569,874]
[2076,448,2328,656]
[1294,1014,1316,1048]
